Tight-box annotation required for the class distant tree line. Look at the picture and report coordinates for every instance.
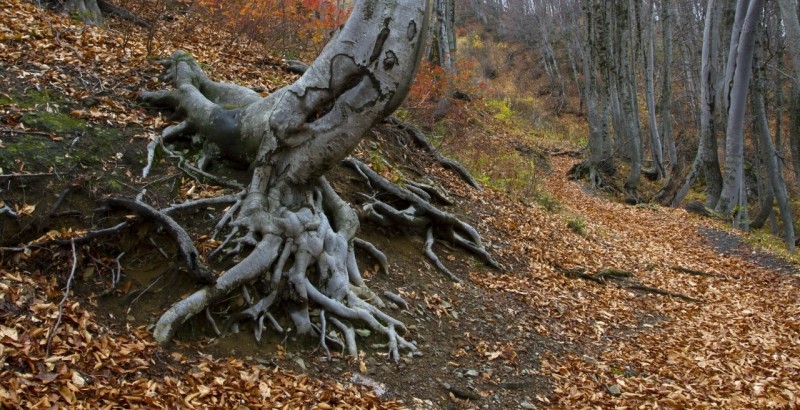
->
[462,0,800,251]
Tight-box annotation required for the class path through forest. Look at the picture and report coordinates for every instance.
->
[532,155,800,407]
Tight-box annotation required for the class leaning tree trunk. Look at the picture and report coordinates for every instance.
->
[139,0,439,361]
[752,55,795,251]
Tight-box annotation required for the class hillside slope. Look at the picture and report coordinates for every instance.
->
[1,1,799,409]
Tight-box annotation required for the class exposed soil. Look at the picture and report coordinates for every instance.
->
[699,227,800,275]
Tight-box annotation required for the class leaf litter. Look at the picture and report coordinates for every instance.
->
[1,0,799,408]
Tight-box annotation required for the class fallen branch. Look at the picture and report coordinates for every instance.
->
[162,194,240,215]
[559,265,703,303]
[0,128,53,137]
[98,0,151,28]
[0,222,129,253]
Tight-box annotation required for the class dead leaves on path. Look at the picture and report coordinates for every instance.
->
[469,156,800,408]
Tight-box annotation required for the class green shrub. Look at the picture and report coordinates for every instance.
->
[567,216,586,236]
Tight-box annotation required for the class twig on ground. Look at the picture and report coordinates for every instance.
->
[49,187,75,217]
[126,272,167,314]
[673,266,721,278]
[0,205,18,218]
[625,285,704,303]
[0,222,130,253]
[0,173,58,179]
[45,239,78,356]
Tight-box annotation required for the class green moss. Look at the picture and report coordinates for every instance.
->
[93,127,124,142]
[486,98,513,121]
[0,89,54,108]
[22,111,85,135]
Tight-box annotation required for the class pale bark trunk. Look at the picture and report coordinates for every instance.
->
[776,0,800,189]
[139,0,445,359]
[674,0,722,208]
[643,0,664,180]
[752,53,795,251]
[660,0,676,174]
[66,0,102,25]
[716,0,763,227]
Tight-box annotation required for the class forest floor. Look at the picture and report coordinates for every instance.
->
[1,1,799,409]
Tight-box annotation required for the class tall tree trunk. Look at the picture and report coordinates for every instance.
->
[672,0,721,208]
[716,0,764,228]
[752,47,796,251]
[643,0,664,180]
[66,0,103,24]
[660,0,677,175]
[791,87,800,188]
[623,0,643,199]
[721,0,749,117]
[776,0,800,189]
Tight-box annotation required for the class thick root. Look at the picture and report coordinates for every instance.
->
[345,157,499,281]
[154,178,419,361]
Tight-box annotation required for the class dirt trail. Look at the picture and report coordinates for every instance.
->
[534,156,800,408]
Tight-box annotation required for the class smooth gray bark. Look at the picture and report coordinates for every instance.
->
[716,0,764,227]
[141,0,435,359]
[777,0,800,189]
[643,0,664,180]
[66,0,102,24]
[673,0,722,208]
[659,0,676,174]
[752,57,795,251]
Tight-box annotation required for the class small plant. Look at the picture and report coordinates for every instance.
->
[567,216,587,236]
[535,191,561,213]
[486,98,513,121]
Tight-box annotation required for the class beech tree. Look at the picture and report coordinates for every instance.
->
[133,0,497,361]
[716,0,763,227]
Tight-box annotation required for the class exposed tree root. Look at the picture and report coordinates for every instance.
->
[558,265,703,303]
[385,116,482,191]
[132,0,460,360]
[345,157,499,281]
[45,239,77,356]
[104,198,215,284]
[153,178,420,360]
[567,159,619,193]
[672,265,720,278]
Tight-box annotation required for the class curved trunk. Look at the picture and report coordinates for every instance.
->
[137,0,495,361]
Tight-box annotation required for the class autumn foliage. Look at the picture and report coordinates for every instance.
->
[197,0,349,57]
